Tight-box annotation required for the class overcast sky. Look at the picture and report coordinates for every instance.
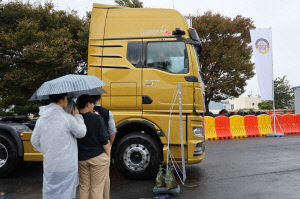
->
[5,0,300,97]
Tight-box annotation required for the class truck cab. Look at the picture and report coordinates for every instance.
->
[88,4,205,179]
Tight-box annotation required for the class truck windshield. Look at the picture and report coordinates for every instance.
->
[146,41,188,74]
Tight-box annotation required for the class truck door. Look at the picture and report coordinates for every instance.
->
[101,40,143,112]
[142,39,194,112]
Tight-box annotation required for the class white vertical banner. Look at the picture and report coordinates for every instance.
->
[185,18,192,28]
[250,28,273,101]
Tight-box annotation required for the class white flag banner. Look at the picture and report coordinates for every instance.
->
[250,28,273,101]
[185,18,192,28]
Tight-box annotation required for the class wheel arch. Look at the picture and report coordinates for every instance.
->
[113,119,165,153]
[0,124,24,157]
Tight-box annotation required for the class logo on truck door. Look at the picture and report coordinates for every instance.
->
[141,25,169,35]
[145,80,160,85]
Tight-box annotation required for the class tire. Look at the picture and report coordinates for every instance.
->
[248,111,256,115]
[219,109,229,115]
[218,113,229,117]
[237,110,245,116]
[114,133,162,180]
[230,112,237,116]
[205,112,214,117]
[255,111,262,116]
[0,133,19,177]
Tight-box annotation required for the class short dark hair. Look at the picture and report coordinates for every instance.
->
[49,93,68,103]
[92,95,101,101]
[77,94,95,109]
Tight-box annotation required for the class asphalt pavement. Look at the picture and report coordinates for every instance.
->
[1,135,300,199]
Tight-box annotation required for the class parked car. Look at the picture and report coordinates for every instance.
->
[0,116,31,177]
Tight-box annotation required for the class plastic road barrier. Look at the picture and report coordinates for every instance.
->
[271,114,284,133]
[281,114,296,134]
[229,115,247,138]
[294,114,300,133]
[244,115,260,137]
[204,114,300,140]
[257,115,272,136]
[215,116,232,139]
[204,116,217,140]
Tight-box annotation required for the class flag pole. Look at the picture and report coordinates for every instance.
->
[266,27,284,137]
[272,26,276,135]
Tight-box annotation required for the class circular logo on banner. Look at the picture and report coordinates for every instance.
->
[255,38,270,54]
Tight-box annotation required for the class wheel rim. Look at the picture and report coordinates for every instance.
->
[0,143,8,168]
[123,144,150,171]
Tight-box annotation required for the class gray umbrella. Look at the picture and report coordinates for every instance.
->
[29,74,107,101]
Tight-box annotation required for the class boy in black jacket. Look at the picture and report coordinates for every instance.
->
[77,94,110,199]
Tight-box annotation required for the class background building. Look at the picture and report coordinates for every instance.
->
[230,97,261,110]
[293,86,300,114]
[209,100,231,114]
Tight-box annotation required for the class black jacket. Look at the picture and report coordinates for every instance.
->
[77,112,109,161]
[94,105,109,131]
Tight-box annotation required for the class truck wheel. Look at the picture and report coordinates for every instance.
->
[0,133,19,177]
[114,133,162,180]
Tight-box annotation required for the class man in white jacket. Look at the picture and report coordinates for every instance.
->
[31,93,86,199]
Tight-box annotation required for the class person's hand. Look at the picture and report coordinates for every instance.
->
[93,110,99,115]
[72,106,79,116]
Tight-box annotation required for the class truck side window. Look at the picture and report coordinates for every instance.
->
[127,42,143,68]
[146,41,188,74]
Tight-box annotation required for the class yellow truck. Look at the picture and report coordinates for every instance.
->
[0,4,205,179]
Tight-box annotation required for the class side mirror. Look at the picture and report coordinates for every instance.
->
[195,45,202,56]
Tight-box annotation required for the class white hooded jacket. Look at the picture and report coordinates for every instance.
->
[31,103,86,199]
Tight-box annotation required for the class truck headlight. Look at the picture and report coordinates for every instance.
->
[193,127,203,136]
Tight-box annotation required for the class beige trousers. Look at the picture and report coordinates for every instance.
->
[78,153,110,199]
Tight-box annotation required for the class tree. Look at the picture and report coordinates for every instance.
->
[257,76,293,110]
[274,75,294,109]
[0,1,90,115]
[115,0,143,8]
[192,11,255,112]
[258,101,273,110]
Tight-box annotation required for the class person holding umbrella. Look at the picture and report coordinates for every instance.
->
[31,93,87,199]
[29,74,107,198]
